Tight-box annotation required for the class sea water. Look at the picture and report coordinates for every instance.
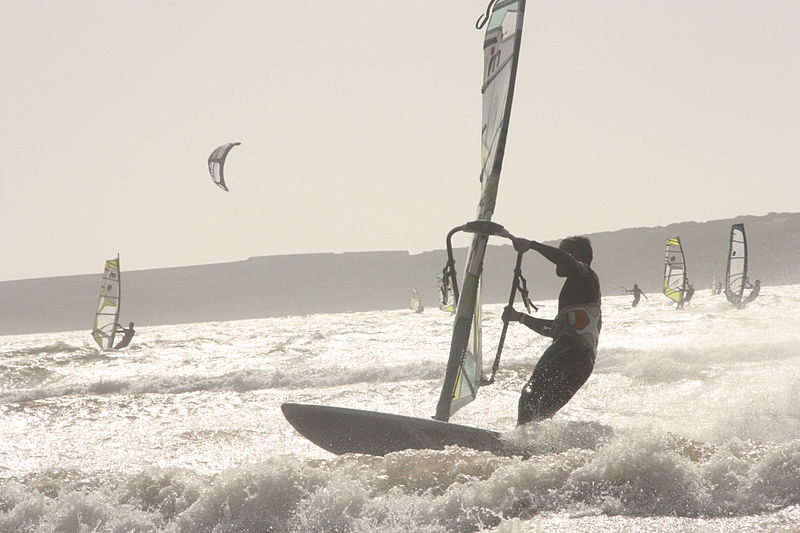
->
[0,286,798,532]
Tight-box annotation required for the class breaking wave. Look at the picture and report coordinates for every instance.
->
[2,429,799,532]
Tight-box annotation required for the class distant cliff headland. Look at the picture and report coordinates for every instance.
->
[2,212,798,335]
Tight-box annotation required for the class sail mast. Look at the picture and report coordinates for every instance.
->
[435,0,527,422]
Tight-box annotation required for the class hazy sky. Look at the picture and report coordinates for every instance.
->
[2,0,798,281]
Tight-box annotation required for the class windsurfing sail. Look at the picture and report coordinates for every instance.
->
[207,142,241,192]
[435,0,526,422]
[410,288,424,313]
[725,223,748,306]
[92,256,121,351]
[663,237,687,304]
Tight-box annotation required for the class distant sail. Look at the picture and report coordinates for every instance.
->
[410,288,424,313]
[92,256,121,351]
[208,142,241,192]
[663,237,687,304]
[725,223,748,307]
[435,0,526,422]
[437,275,456,313]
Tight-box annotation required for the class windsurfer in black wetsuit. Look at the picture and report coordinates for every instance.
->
[113,321,135,349]
[625,283,647,307]
[502,236,601,425]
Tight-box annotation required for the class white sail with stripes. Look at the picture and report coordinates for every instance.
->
[92,256,121,351]
[663,237,686,304]
[725,223,748,307]
[435,0,527,421]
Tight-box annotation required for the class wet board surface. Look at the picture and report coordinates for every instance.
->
[281,402,523,457]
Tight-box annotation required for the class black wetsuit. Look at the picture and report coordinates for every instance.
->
[113,327,135,349]
[517,242,602,425]
[631,287,645,307]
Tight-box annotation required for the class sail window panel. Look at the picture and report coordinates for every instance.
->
[487,1,521,32]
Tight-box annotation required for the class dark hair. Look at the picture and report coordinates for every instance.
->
[559,236,593,265]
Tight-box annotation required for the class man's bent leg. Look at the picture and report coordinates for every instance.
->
[518,340,593,425]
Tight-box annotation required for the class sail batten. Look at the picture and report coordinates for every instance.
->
[92,256,121,351]
[435,0,526,422]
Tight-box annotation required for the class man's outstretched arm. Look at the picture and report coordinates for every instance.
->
[515,238,583,276]
[520,314,554,337]
[502,306,554,338]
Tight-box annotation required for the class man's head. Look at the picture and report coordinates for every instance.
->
[559,236,593,265]
[129,322,134,327]
[754,280,760,286]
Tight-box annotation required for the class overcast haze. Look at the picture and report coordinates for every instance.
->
[2,0,798,282]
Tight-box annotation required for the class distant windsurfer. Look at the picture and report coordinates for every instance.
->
[410,289,424,313]
[437,275,456,314]
[502,236,601,425]
[113,322,135,349]
[743,279,761,305]
[625,283,647,307]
